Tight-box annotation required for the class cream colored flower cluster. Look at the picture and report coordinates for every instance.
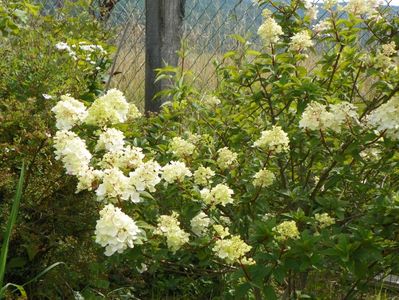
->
[155,212,190,253]
[194,165,215,186]
[96,168,140,203]
[213,233,253,265]
[368,96,399,140]
[129,160,162,192]
[344,0,379,17]
[303,0,318,20]
[53,130,92,176]
[289,30,314,52]
[191,211,211,236]
[200,184,234,208]
[374,42,398,72]
[96,128,125,152]
[253,168,275,188]
[162,161,192,183]
[273,220,300,241]
[55,41,107,65]
[257,9,283,46]
[51,95,88,130]
[100,145,144,170]
[299,101,359,132]
[202,95,221,107]
[213,224,230,239]
[85,89,138,126]
[315,213,335,229]
[216,147,238,170]
[253,126,290,153]
[382,42,397,57]
[95,204,140,256]
[169,137,195,158]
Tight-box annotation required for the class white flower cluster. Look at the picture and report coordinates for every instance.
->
[314,213,335,229]
[359,147,381,161]
[216,147,238,170]
[100,145,144,170]
[299,101,359,132]
[95,204,140,256]
[200,184,234,208]
[303,0,318,20]
[55,41,107,64]
[253,168,275,188]
[162,161,192,183]
[289,30,314,52]
[368,96,399,140]
[374,42,398,72]
[313,20,331,33]
[202,95,221,107]
[51,95,88,130]
[194,165,215,186]
[96,128,125,152]
[213,233,253,265]
[345,0,379,17]
[169,137,195,158]
[273,220,300,241]
[253,126,290,153]
[55,42,77,60]
[382,42,397,57]
[213,224,230,238]
[155,212,190,253]
[53,130,92,176]
[51,90,160,256]
[96,168,140,203]
[129,160,162,192]
[85,89,130,126]
[76,167,104,193]
[257,9,283,45]
[190,211,211,236]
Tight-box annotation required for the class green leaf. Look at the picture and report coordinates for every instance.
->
[0,163,25,296]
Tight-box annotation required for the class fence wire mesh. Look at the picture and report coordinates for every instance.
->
[37,0,398,107]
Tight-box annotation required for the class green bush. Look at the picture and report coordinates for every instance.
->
[0,0,118,298]
[49,1,399,299]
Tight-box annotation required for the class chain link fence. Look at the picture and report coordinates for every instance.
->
[37,0,398,107]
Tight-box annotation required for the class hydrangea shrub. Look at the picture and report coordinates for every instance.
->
[51,0,399,298]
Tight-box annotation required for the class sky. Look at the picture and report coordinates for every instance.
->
[335,0,399,5]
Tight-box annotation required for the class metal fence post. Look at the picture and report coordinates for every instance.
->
[145,0,185,113]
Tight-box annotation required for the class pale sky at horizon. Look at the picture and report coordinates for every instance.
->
[332,0,399,5]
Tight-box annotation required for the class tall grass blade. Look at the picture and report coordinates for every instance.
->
[0,163,25,298]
